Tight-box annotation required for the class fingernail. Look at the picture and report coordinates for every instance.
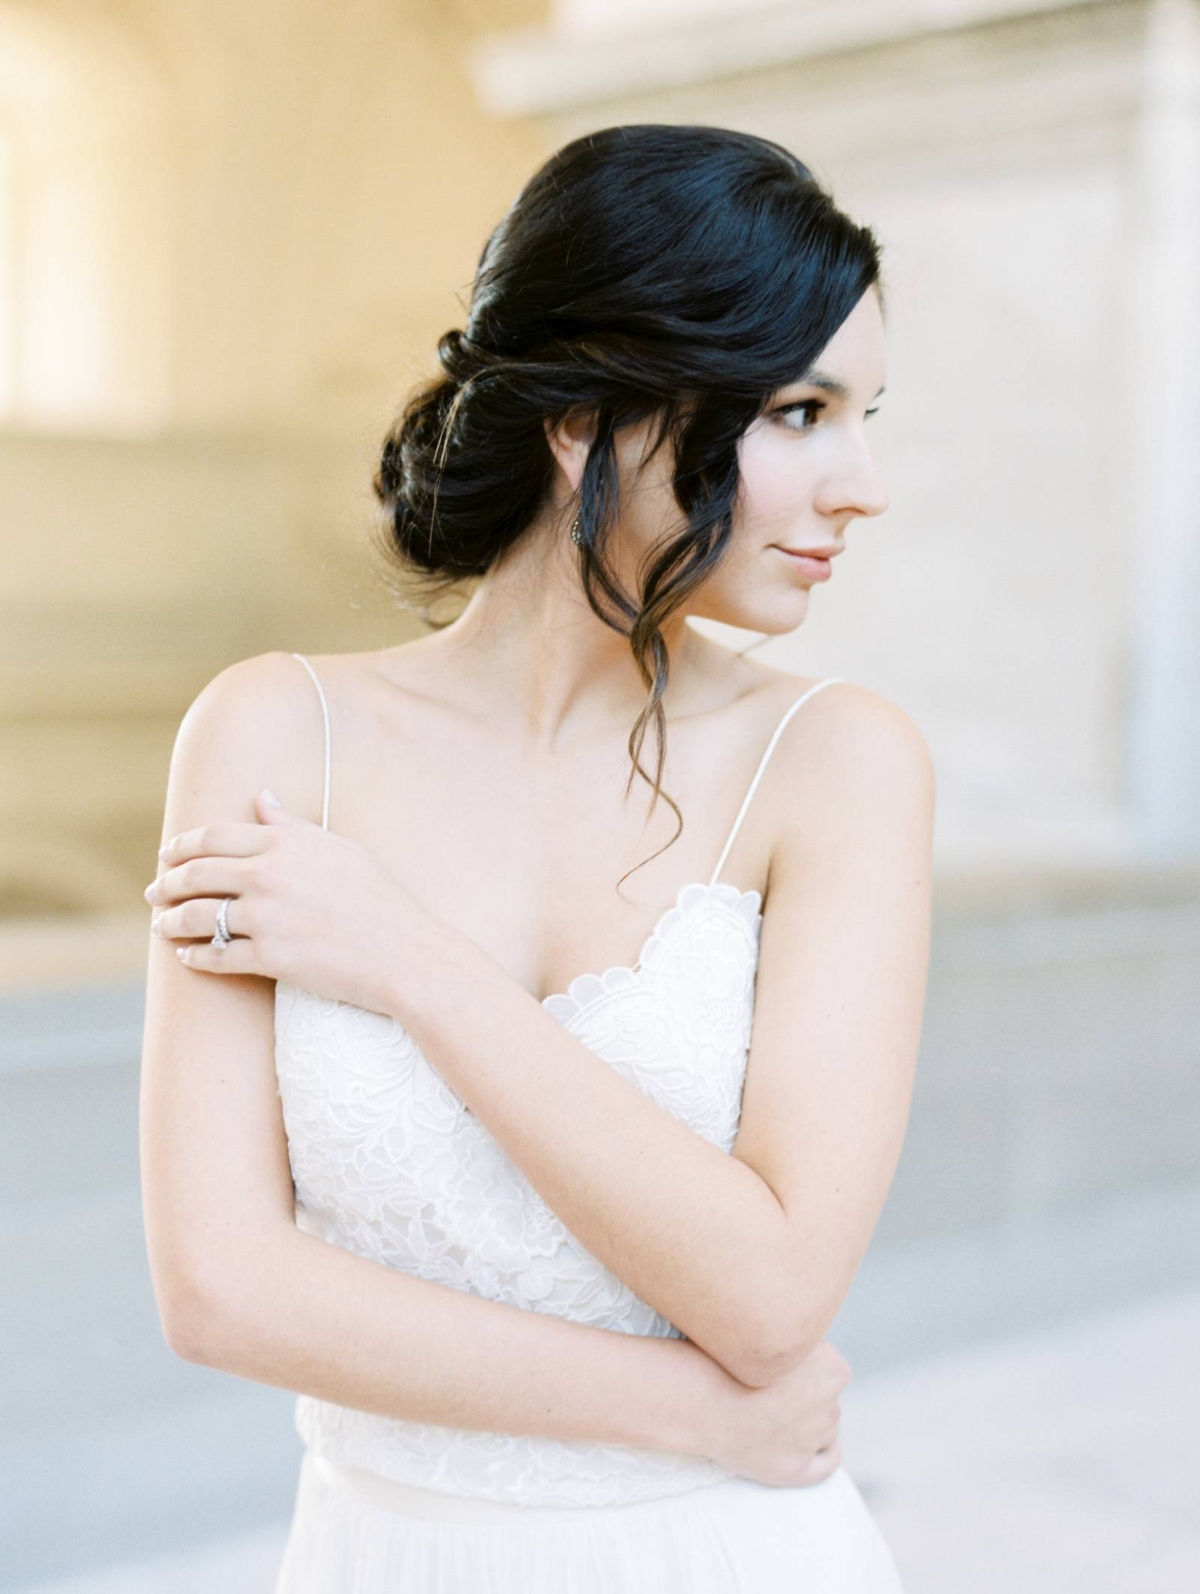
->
[261,788,281,807]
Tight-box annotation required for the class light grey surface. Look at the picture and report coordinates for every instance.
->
[3,875,1197,1586]
[845,1284,1200,1594]
[16,1284,1200,1594]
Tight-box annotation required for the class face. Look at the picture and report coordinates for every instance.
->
[547,284,888,633]
[693,283,890,632]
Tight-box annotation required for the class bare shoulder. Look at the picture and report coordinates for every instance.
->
[759,670,933,773]
[178,649,326,755]
[761,674,936,862]
[167,649,333,833]
[812,678,932,775]
[181,647,311,720]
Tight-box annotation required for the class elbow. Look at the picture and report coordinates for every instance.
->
[157,1274,233,1368]
[722,1340,801,1391]
[721,1302,829,1390]
[151,1228,288,1368]
[163,1311,212,1366]
[728,1341,812,1390]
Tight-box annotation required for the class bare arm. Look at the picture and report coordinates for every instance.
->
[157,1209,731,1456]
[139,654,732,1458]
[394,684,935,1389]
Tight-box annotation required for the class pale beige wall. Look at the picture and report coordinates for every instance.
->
[0,0,548,925]
[0,4,174,428]
[4,0,1198,943]
[1,0,548,435]
[474,0,1200,867]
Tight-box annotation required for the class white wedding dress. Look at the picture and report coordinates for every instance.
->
[272,651,904,1591]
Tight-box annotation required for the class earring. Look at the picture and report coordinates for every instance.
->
[570,509,585,547]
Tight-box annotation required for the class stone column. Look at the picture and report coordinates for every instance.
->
[1124,0,1200,858]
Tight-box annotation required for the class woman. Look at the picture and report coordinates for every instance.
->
[140,123,933,1590]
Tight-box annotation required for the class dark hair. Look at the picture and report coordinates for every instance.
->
[372,123,884,890]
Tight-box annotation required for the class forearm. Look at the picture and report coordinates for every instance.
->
[176,1221,734,1455]
[394,919,793,1385]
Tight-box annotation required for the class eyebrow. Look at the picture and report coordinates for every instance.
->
[798,369,887,401]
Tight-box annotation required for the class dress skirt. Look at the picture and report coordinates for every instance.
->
[273,1448,905,1593]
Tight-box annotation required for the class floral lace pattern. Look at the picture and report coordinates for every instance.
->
[274,879,763,1506]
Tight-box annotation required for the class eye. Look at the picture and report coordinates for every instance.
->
[777,399,825,431]
[775,399,882,430]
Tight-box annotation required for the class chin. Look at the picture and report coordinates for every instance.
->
[704,590,813,635]
[688,560,823,632]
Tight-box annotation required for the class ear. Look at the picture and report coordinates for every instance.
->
[542,404,596,496]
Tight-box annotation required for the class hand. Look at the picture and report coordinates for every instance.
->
[702,1339,850,1488]
[145,789,428,1014]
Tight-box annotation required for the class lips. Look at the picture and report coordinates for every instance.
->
[772,545,838,580]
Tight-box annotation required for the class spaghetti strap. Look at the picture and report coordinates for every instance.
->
[290,652,331,830]
[707,677,850,886]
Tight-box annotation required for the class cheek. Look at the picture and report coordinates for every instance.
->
[736,429,805,535]
[613,430,680,544]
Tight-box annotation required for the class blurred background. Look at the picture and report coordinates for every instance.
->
[2,0,1199,1588]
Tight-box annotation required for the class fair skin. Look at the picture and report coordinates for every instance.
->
[140,284,934,1486]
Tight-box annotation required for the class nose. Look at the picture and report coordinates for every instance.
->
[817,440,889,522]
[854,472,889,519]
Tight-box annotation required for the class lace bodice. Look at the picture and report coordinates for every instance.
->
[273,654,847,1507]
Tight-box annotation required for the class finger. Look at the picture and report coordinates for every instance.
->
[159,823,275,869]
[148,857,248,905]
[175,937,260,976]
[801,1441,841,1482]
[152,897,244,944]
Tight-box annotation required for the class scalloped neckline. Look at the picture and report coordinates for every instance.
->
[537,878,762,1012]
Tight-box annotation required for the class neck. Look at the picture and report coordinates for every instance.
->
[419,522,714,751]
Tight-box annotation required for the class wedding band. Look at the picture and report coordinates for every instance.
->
[212,896,233,947]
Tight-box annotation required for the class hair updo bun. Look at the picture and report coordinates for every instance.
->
[373,122,879,598]
[369,123,882,883]
[370,312,558,585]
[435,327,484,389]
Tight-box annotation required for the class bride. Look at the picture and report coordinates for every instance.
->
[140,122,933,1591]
